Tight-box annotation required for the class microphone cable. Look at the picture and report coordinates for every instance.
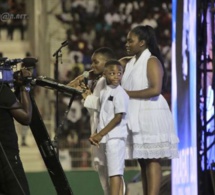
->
[52,93,77,160]
[53,93,76,151]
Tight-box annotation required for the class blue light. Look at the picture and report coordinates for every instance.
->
[171,0,198,194]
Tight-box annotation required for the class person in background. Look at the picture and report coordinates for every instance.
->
[0,68,32,195]
[121,25,179,195]
[89,60,129,195]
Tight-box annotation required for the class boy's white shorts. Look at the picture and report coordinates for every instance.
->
[96,138,126,177]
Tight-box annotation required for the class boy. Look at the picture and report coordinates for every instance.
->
[68,47,117,194]
[89,60,129,195]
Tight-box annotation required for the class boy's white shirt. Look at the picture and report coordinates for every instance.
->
[97,85,129,143]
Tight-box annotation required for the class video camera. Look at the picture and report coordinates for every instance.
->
[0,57,38,86]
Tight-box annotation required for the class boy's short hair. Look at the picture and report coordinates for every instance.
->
[105,60,122,68]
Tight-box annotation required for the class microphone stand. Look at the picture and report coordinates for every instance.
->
[52,40,69,156]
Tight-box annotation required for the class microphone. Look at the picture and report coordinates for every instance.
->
[4,58,22,66]
[31,76,82,95]
[61,40,69,47]
[67,70,93,87]
[82,70,90,85]
[52,40,69,57]
[83,70,93,78]
[82,70,93,85]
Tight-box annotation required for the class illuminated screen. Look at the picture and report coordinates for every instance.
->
[200,3,215,171]
[171,0,197,194]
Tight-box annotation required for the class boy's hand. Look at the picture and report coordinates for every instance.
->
[89,133,103,147]
[89,137,99,147]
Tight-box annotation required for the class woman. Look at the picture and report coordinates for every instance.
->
[121,25,179,195]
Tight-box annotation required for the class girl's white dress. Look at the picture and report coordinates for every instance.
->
[121,48,179,159]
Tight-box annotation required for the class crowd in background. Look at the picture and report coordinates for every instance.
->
[0,0,173,169]
[57,0,172,93]
[0,0,27,40]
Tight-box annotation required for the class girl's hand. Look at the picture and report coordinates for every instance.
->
[82,88,91,100]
